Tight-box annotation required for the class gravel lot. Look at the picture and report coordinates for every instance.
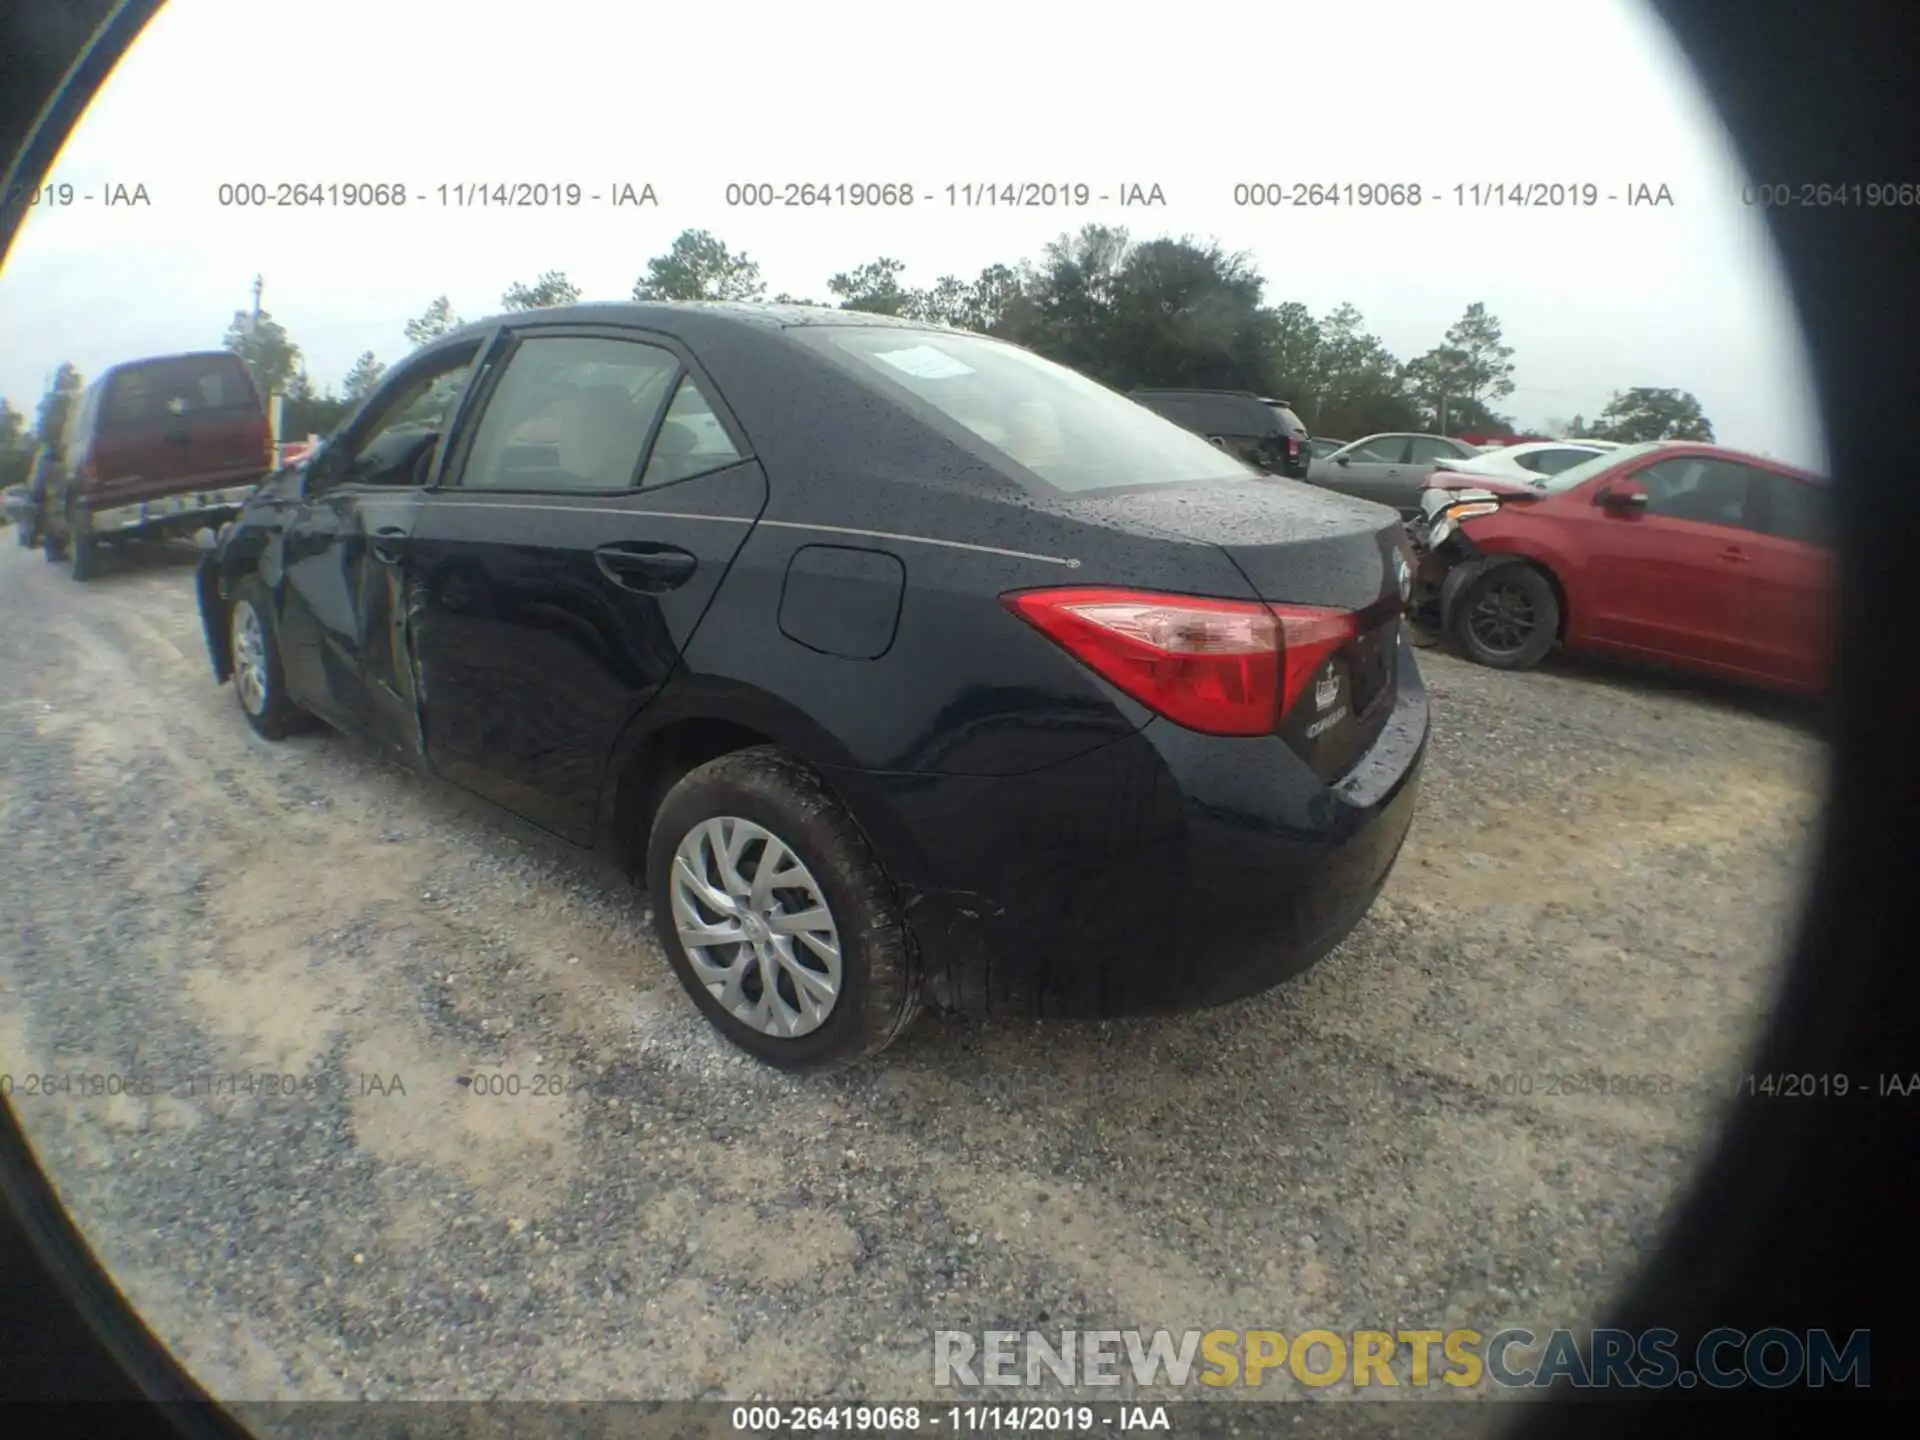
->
[0,536,1825,1410]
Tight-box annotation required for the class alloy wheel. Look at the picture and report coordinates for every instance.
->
[1467,580,1538,656]
[669,816,843,1039]
[230,600,268,717]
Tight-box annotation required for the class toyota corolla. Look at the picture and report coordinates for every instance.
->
[195,302,1429,1071]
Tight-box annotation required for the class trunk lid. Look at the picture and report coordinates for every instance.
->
[1064,478,1413,779]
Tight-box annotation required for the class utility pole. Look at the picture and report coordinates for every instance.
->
[1439,394,1449,437]
[246,274,263,340]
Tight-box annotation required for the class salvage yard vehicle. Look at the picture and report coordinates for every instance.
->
[1130,389,1312,478]
[1409,440,1832,694]
[1306,432,1483,515]
[194,302,1428,1072]
[38,350,272,581]
[1427,439,1616,484]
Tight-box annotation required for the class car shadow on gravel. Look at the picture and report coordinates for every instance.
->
[1536,647,1828,736]
[65,538,206,583]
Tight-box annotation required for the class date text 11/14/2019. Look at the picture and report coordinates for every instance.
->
[212,182,660,209]
[1229,181,1676,208]
[1735,1072,1920,1100]
[1,1071,408,1100]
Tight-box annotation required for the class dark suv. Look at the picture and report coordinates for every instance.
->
[1130,389,1312,479]
[39,350,272,580]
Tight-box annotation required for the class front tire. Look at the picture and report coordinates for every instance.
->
[645,746,921,1073]
[1451,562,1560,670]
[227,576,311,740]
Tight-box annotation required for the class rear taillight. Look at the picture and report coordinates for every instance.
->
[1287,436,1301,457]
[1002,587,1359,737]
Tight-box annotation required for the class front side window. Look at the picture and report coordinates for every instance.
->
[799,328,1252,494]
[458,336,682,492]
[1346,436,1408,463]
[1636,457,1757,529]
[337,342,481,486]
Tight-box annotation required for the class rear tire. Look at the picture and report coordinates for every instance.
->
[1451,562,1560,670]
[68,534,98,582]
[227,576,311,740]
[645,746,921,1073]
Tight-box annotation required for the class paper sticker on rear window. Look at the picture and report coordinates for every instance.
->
[870,345,975,380]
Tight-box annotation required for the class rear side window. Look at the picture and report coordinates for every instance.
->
[101,357,257,431]
[640,376,745,488]
[1406,437,1460,465]
[1134,394,1196,429]
[802,329,1252,494]
[1759,469,1831,546]
[1525,447,1599,475]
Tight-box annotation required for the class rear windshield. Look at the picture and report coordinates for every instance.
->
[102,356,259,431]
[798,330,1253,493]
[1266,404,1306,434]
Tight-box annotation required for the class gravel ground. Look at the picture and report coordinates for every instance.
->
[0,537,1825,1412]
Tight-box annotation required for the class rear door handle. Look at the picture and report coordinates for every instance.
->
[594,542,697,592]
[371,526,408,565]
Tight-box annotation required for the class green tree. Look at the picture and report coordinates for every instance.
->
[1261,302,1325,416]
[35,362,84,445]
[404,296,462,350]
[1098,236,1274,392]
[224,308,302,398]
[342,351,387,401]
[632,229,766,301]
[1589,387,1715,442]
[826,257,914,316]
[0,397,33,488]
[502,270,582,311]
[1312,304,1418,437]
[1010,224,1134,377]
[1401,301,1516,432]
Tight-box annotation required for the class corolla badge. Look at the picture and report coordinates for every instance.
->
[1314,669,1341,713]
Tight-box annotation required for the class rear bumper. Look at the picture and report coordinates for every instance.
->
[76,482,259,538]
[825,639,1430,1018]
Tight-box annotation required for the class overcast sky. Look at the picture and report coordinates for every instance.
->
[0,0,1822,467]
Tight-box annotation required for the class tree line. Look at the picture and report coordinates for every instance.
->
[1,225,1717,488]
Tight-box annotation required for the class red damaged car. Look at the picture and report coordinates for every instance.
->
[1408,440,1833,695]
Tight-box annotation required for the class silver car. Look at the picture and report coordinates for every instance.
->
[1305,432,1483,514]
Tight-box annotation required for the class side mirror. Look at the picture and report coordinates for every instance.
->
[1597,483,1649,511]
[1334,454,1351,466]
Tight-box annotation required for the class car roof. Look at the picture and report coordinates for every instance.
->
[102,349,247,378]
[445,300,951,343]
[1605,439,1829,485]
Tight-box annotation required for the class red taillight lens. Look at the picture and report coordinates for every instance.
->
[1287,436,1301,456]
[1002,587,1359,737]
